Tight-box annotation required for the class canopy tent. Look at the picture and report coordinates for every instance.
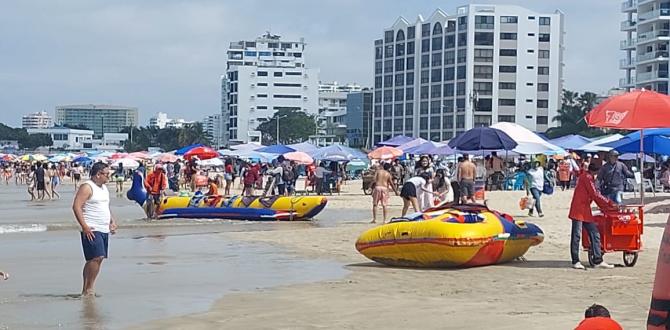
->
[255,144,296,154]
[548,134,593,150]
[607,135,670,155]
[230,143,264,150]
[197,158,224,167]
[376,135,414,147]
[175,143,205,155]
[287,142,319,154]
[619,153,656,162]
[577,134,624,152]
[310,145,367,162]
[229,149,275,163]
[490,122,565,155]
[396,138,429,152]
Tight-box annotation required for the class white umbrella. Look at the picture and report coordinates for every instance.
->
[197,158,224,167]
[110,158,139,169]
[490,122,566,155]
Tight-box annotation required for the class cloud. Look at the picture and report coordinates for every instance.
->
[0,0,623,126]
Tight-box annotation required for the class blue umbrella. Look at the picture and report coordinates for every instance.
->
[377,135,414,147]
[73,156,92,163]
[447,127,517,151]
[175,144,205,155]
[255,144,295,154]
[548,134,593,150]
[311,145,366,161]
[607,135,670,155]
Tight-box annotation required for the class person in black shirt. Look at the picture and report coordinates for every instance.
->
[34,162,46,200]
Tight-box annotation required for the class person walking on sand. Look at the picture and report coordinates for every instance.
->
[371,162,395,224]
[457,155,476,204]
[72,162,117,297]
[526,161,545,218]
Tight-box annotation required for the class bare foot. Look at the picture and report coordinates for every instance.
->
[370,220,376,224]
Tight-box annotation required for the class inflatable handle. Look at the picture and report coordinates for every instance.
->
[126,171,147,207]
[649,215,670,329]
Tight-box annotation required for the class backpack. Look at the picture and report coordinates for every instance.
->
[282,164,295,183]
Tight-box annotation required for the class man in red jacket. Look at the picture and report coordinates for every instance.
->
[570,163,618,270]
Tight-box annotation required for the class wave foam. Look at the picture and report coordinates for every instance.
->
[0,224,48,234]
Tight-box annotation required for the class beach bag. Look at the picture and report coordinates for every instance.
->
[542,181,554,195]
[519,196,534,210]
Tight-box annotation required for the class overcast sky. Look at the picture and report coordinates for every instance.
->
[0,0,621,126]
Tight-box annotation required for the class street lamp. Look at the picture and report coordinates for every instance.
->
[276,115,288,144]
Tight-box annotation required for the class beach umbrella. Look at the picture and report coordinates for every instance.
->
[129,151,151,160]
[311,145,362,162]
[404,141,444,154]
[619,153,655,162]
[156,153,179,163]
[448,127,517,151]
[230,143,264,150]
[396,138,429,152]
[255,144,295,154]
[109,152,128,160]
[548,134,593,150]
[608,135,670,156]
[490,122,564,155]
[287,142,319,154]
[376,135,414,147]
[174,143,205,155]
[111,158,139,169]
[234,149,275,163]
[73,156,92,163]
[184,146,219,160]
[197,157,224,167]
[283,151,313,165]
[21,154,47,162]
[368,146,403,160]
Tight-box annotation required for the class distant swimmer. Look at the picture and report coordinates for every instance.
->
[0,270,8,280]
[72,162,117,297]
[371,162,395,224]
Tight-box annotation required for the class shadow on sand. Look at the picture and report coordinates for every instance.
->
[347,259,568,271]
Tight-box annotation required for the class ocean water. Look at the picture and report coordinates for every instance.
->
[0,183,351,329]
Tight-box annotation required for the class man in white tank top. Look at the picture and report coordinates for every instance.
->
[72,162,117,297]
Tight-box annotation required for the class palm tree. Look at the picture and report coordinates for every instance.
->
[546,89,604,139]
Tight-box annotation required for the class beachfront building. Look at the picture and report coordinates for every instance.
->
[317,82,365,144]
[620,0,670,93]
[22,111,53,129]
[373,4,564,143]
[202,113,223,148]
[26,127,94,149]
[346,89,374,148]
[55,105,138,139]
[149,112,194,129]
[221,32,320,145]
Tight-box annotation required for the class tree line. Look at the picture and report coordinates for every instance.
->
[120,123,212,152]
[0,123,52,150]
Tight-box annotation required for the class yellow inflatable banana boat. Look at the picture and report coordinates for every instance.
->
[355,204,543,268]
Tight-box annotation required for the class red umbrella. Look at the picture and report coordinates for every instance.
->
[585,89,670,129]
[184,146,219,160]
[367,146,403,160]
[110,152,128,160]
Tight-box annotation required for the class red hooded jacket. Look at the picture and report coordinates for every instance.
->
[569,170,616,223]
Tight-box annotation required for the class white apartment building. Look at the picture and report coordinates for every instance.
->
[221,33,320,144]
[373,4,564,144]
[22,111,53,129]
[620,0,670,92]
[26,127,94,149]
[149,112,194,129]
[202,114,223,148]
[317,82,364,138]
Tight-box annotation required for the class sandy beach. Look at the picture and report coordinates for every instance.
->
[132,181,670,330]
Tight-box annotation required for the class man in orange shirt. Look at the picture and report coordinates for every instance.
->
[144,164,168,219]
[205,177,221,206]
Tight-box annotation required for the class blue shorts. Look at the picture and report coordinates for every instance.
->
[80,231,109,261]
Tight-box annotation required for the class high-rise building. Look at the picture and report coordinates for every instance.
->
[620,0,669,93]
[373,5,564,143]
[317,82,365,142]
[346,89,374,148]
[202,114,223,148]
[55,104,138,138]
[22,111,53,129]
[221,33,320,145]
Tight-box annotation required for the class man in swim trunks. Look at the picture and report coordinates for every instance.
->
[457,154,477,204]
[371,162,395,224]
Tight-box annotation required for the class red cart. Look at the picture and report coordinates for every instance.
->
[582,205,644,267]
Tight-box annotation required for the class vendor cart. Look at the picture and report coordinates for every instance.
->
[362,169,375,195]
[582,205,644,267]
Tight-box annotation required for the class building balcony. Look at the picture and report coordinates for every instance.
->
[637,9,670,23]
[637,70,669,83]
[638,0,655,5]
[619,77,636,88]
[620,38,637,49]
[622,0,637,12]
[637,51,669,63]
[620,58,637,68]
[637,30,670,44]
[621,20,637,31]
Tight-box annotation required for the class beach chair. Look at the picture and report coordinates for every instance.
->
[513,172,526,191]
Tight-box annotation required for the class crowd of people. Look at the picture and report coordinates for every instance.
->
[1,161,86,200]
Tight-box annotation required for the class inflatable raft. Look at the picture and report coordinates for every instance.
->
[127,172,327,221]
[355,204,544,268]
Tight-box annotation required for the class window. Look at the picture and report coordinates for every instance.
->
[407,26,415,39]
[457,82,466,96]
[273,94,301,99]
[528,33,535,37]
[443,83,454,96]
[475,15,494,29]
[421,70,429,84]
[257,71,268,76]
[396,43,405,56]
[458,33,467,47]
[244,51,257,56]
[443,115,454,128]
[406,72,414,85]
[498,115,515,122]
[273,83,301,87]
[268,42,279,48]
[446,21,456,32]
[395,89,404,101]
[396,30,405,41]
[430,116,441,129]
[499,99,516,106]
[430,100,441,113]
[474,32,494,46]
[474,65,493,79]
[539,34,550,42]
[526,82,534,86]
[395,73,404,86]
[433,22,442,35]
[443,101,454,113]
[527,49,535,53]
[431,52,442,66]
[272,52,285,56]
[384,75,393,87]
[383,91,393,102]
[526,66,534,70]
[430,85,442,98]
[473,82,493,95]
[537,83,549,91]
[420,101,428,114]
[286,71,302,76]
[538,66,550,75]
[536,116,548,125]
[385,45,394,57]
[538,50,550,59]
[274,72,283,77]
[474,48,494,62]
[257,82,268,86]
[407,41,415,54]
[457,65,466,79]
[445,35,455,49]
[385,30,394,43]
[539,17,551,26]
[537,100,549,108]
[457,98,465,110]
[420,86,429,99]
[406,57,415,70]
[394,118,403,130]
[445,51,455,65]
[420,117,428,129]
[431,68,442,82]
[396,58,405,71]
[405,102,414,115]
[526,99,533,103]
[457,49,467,63]
[528,16,536,20]
[257,106,268,109]
[457,114,465,128]
[499,82,516,89]
[499,49,517,56]
[500,33,517,40]
[421,39,430,52]
[474,115,492,126]
[500,16,518,23]
[444,67,455,81]
[257,94,268,98]
[432,37,443,51]
[421,23,431,37]
[499,65,517,73]
[383,104,392,116]
[458,16,467,29]
[406,87,414,100]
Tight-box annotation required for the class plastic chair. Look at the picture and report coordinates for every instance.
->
[513,172,526,191]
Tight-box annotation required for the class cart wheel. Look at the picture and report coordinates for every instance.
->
[587,250,596,267]
[363,187,372,195]
[623,252,638,267]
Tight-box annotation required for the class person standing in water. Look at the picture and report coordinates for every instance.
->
[72,162,117,297]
